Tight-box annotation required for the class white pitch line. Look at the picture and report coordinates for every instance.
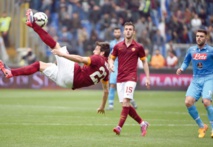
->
[0,122,197,127]
[140,110,207,116]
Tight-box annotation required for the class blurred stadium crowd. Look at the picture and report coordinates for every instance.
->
[1,0,213,68]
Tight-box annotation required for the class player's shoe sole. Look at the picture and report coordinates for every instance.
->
[0,60,13,78]
[198,124,208,138]
[26,9,34,27]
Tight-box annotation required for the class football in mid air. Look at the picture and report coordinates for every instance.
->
[33,12,48,28]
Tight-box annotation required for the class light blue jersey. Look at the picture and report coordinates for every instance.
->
[180,44,213,100]
[109,38,123,84]
[181,44,213,76]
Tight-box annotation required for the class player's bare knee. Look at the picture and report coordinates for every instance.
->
[39,61,52,72]
[122,99,131,107]
[202,99,211,107]
[185,97,195,107]
[39,61,45,71]
[110,84,116,88]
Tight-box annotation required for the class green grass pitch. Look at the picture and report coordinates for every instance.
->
[0,89,212,147]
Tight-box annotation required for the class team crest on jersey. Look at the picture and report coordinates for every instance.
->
[132,48,135,51]
[193,53,207,60]
[118,47,122,50]
[197,62,203,68]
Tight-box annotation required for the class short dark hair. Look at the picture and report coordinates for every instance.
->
[96,41,110,57]
[168,50,176,56]
[113,27,121,31]
[124,22,135,30]
[196,29,208,35]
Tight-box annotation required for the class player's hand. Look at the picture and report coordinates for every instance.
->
[109,64,114,72]
[176,68,183,75]
[145,77,150,89]
[97,107,105,114]
[51,49,65,57]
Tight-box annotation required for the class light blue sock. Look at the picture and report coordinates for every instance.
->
[108,87,116,106]
[206,105,213,130]
[188,105,204,128]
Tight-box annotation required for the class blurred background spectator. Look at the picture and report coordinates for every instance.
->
[150,49,165,69]
[145,48,151,65]
[166,49,178,68]
[17,48,36,66]
[0,35,9,63]
[0,11,11,47]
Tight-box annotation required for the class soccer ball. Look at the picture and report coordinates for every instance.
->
[33,12,48,28]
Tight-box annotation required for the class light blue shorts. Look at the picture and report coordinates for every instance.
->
[186,75,213,101]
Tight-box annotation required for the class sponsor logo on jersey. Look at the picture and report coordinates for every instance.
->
[132,48,135,51]
[193,53,207,60]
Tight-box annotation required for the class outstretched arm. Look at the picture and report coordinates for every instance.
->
[52,49,90,64]
[97,80,109,114]
[141,58,150,89]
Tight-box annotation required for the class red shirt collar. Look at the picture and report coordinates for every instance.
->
[122,39,136,46]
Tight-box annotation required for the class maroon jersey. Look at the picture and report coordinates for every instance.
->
[111,40,146,82]
[72,55,109,89]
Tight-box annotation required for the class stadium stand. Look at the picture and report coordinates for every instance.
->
[1,0,213,68]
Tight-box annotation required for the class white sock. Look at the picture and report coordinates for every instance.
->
[140,121,145,127]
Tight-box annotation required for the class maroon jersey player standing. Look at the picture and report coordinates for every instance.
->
[0,9,110,114]
[109,22,151,136]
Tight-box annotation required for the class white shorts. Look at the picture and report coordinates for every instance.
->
[117,81,136,102]
[42,46,74,88]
